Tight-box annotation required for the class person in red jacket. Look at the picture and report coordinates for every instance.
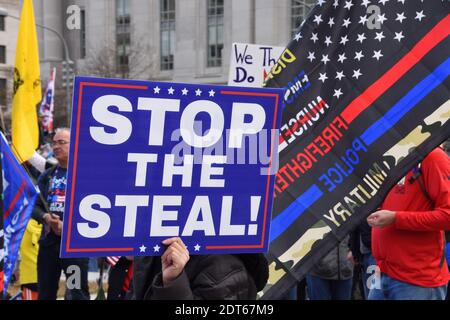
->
[367,147,450,300]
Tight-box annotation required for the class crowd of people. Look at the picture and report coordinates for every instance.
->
[9,128,450,300]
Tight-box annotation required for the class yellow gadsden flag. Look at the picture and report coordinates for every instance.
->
[12,0,41,162]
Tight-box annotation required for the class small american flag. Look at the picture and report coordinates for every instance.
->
[106,256,120,267]
[39,67,56,134]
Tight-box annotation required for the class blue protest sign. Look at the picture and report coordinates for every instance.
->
[60,76,283,257]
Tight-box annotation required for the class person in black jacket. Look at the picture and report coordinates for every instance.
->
[350,220,376,300]
[32,128,90,300]
[306,235,354,300]
[131,237,269,300]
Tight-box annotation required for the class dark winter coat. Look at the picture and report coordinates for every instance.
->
[131,254,269,300]
[308,235,353,280]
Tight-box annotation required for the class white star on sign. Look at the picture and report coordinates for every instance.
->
[361,0,371,7]
[153,244,160,252]
[313,14,323,25]
[182,88,189,95]
[352,69,363,79]
[294,32,302,41]
[337,53,347,63]
[394,31,404,42]
[335,71,345,81]
[378,0,389,5]
[307,51,316,62]
[318,72,328,83]
[333,0,339,8]
[397,0,405,4]
[324,36,332,46]
[373,50,383,61]
[354,51,364,61]
[194,244,201,251]
[195,89,202,96]
[333,88,343,99]
[208,90,215,97]
[321,54,330,64]
[310,33,319,43]
[374,31,385,42]
[396,12,406,23]
[168,87,175,95]
[139,245,147,253]
[415,10,425,22]
[153,86,161,94]
[317,0,326,6]
[356,33,366,43]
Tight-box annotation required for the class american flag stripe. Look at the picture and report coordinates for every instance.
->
[360,58,450,146]
[106,256,120,266]
[342,14,450,124]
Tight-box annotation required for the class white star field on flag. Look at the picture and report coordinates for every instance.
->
[290,0,431,101]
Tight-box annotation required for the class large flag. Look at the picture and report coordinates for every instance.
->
[39,67,56,135]
[1,133,39,296]
[262,0,450,299]
[11,0,41,163]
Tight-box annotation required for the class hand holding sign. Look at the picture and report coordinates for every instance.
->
[161,237,190,285]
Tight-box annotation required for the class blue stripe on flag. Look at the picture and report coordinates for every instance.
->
[361,57,450,146]
[270,184,323,242]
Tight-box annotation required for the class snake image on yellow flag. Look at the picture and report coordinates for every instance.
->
[12,0,41,163]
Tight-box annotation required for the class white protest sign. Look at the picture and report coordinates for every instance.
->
[228,43,285,88]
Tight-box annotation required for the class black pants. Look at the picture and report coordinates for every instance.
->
[37,242,90,300]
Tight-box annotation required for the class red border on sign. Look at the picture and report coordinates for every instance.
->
[65,84,280,253]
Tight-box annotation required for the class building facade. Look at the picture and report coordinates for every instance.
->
[35,0,315,83]
[1,0,315,127]
[0,0,20,127]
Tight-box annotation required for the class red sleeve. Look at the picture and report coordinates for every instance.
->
[395,148,450,231]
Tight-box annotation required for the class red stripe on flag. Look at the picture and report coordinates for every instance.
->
[4,181,26,220]
[341,14,450,124]
[107,256,120,266]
